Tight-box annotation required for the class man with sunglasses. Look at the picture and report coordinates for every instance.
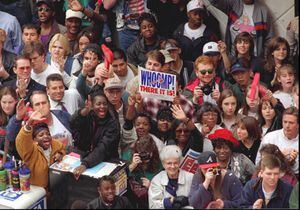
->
[36,0,66,53]
[183,55,225,108]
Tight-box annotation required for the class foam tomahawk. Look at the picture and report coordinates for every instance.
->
[97,0,103,7]
[101,44,114,70]
[249,72,260,100]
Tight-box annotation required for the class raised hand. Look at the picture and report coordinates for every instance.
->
[68,0,84,12]
[128,95,136,106]
[81,95,92,116]
[193,86,203,103]
[16,78,29,99]
[201,123,211,136]
[217,40,227,54]
[171,104,187,122]
[27,110,47,126]
[16,99,30,121]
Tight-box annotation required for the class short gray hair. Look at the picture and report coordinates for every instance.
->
[159,145,183,162]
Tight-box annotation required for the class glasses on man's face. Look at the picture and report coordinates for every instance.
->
[38,7,51,12]
[199,69,213,75]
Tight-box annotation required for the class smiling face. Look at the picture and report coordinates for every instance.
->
[0,94,17,116]
[65,17,81,35]
[46,80,65,102]
[236,39,250,56]
[162,157,180,178]
[260,167,280,188]
[272,43,288,62]
[34,128,52,150]
[214,142,232,162]
[92,95,108,119]
[175,123,191,145]
[195,63,215,85]
[135,116,151,138]
[98,180,116,204]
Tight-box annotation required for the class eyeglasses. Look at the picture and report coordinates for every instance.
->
[202,112,218,117]
[38,7,51,12]
[199,69,213,75]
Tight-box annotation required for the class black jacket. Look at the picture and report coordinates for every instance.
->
[173,23,218,62]
[70,110,120,168]
[87,196,133,209]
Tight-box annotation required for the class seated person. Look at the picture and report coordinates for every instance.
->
[87,175,132,209]
[189,151,242,209]
[208,128,256,185]
[148,145,194,209]
[16,111,65,189]
[71,90,120,179]
[240,154,293,209]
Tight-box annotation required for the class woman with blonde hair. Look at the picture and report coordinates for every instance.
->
[46,33,81,87]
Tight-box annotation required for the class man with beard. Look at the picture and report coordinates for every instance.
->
[36,0,66,53]
[64,10,83,56]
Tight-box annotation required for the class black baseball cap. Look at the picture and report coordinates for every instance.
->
[198,151,220,169]
[36,0,54,10]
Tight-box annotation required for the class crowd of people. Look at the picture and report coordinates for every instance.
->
[0,0,299,209]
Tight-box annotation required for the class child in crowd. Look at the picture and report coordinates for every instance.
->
[273,64,298,108]
[87,175,132,209]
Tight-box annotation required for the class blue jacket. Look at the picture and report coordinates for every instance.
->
[189,170,243,209]
[240,178,293,209]
[6,110,71,142]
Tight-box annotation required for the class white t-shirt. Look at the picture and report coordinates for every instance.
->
[31,65,60,86]
[115,66,135,89]
[48,113,73,147]
[273,91,295,109]
[184,23,206,41]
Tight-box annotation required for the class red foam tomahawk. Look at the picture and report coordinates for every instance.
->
[101,44,114,70]
[249,72,260,100]
[97,0,103,7]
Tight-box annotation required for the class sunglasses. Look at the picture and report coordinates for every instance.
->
[199,69,214,75]
[176,129,189,133]
[38,7,51,12]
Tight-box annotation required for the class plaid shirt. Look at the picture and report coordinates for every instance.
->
[143,94,195,121]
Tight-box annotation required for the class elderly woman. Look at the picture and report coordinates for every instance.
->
[194,102,223,151]
[208,128,256,185]
[189,151,243,209]
[148,145,194,209]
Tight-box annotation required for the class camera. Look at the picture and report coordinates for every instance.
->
[201,84,213,95]
[172,196,189,209]
[209,167,220,175]
[139,152,151,161]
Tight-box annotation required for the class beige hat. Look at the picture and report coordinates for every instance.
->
[159,50,175,63]
[104,77,123,90]
[66,9,83,19]
[0,28,6,43]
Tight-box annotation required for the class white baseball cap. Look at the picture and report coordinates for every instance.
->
[66,9,83,19]
[203,42,220,56]
[187,0,205,13]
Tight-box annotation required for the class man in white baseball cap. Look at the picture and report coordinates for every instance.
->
[173,0,218,62]
[64,9,83,55]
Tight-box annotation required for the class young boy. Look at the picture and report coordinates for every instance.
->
[87,175,132,209]
[240,154,293,209]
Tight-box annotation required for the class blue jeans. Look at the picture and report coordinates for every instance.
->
[118,28,139,52]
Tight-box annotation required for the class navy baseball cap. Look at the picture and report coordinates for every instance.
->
[230,62,249,74]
